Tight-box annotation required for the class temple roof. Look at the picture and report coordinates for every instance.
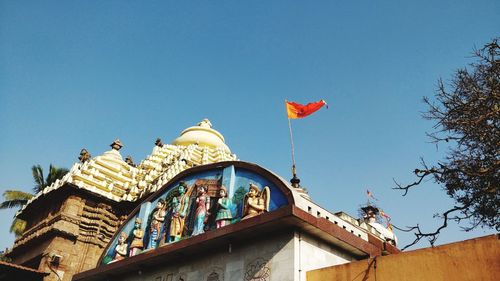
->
[16,120,237,216]
[73,161,399,281]
[171,118,231,153]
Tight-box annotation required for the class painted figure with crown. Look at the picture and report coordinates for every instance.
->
[148,199,166,249]
[242,184,270,220]
[192,186,210,235]
[128,218,144,257]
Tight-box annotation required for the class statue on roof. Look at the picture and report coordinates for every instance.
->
[361,205,379,223]
[242,184,270,220]
[197,118,212,128]
[155,138,163,147]
[110,139,123,151]
[78,149,91,163]
[128,218,144,257]
[148,199,166,249]
[125,155,136,167]
[215,186,233,228]
[191,186,210,236]
[113,232,128,261]
[168,182,191,242]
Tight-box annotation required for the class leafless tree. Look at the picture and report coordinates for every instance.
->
[394,38,500,250]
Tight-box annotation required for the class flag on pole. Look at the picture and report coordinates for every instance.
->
[380,210,393,230]
[366,189,379,201]
[387,223,393,232]
[380,210,391,220]
[285,100,327,119]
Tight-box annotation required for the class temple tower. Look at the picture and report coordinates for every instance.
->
[6,120,236,281]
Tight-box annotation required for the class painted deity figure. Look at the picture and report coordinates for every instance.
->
[129,218,144,257]
[114,232,128,261]
[168,197,180,241]
[169,182,190,242]
[148,199,166,249]
[242,184,270,220]
[215,187,233,228]
[192,186,210,236]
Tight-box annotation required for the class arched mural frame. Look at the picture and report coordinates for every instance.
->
[98,161,295,265]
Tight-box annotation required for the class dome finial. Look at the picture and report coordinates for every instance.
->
[197,119,212,128]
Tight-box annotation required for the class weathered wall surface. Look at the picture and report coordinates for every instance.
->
[39,195,128,281]
[121,232,295,281]
[112,230,358,281]
[307,234,500,281]
[9,193,129,281]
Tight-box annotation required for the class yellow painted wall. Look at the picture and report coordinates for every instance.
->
[307,234,499,281]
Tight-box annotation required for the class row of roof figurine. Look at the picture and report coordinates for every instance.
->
[16,119,238,217]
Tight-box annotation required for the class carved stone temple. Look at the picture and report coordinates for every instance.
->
[4,120,398,281]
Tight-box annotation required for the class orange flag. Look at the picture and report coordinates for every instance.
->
[285,100,327,119]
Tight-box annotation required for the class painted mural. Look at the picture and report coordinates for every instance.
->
[101,165,289,264]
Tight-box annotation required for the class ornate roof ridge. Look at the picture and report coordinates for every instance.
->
[16,121,237,218]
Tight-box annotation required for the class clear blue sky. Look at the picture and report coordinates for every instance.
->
[0,0,498,252]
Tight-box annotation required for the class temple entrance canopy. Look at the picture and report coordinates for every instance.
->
[99,161,294,264]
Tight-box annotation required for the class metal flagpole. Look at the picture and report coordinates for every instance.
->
[287,116,300,188]
[288,117,296,171]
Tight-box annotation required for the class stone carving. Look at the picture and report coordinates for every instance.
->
[78,149,91,163]
[113,232,128,261]
[129,218,144,256]
[148,199,167,249]
[125,155,136,167]
[110,139,123,151]
[215,187,232,228]
[206,266,224,281]
[242,184,270,220]
[244,258,271,281]
[155,138,163,147]
[192,186,210,236]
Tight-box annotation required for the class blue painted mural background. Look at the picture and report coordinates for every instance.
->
[101,165,289,264]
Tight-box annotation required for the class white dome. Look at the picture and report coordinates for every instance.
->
[171,119,231,153]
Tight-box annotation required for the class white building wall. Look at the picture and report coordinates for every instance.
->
[119,230,359,281]
[294,231,354,281]
[122,232,296,281]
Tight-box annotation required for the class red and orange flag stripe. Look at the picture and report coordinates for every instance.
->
[285,99,327,119]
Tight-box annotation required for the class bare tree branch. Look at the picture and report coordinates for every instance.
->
[393,205,467,251]
[393,38,500,249]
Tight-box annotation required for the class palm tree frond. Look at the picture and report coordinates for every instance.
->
[10,218,27,236]
[0,199,29,209]
[1,164,69,234]
[0,190,33,209]
[32,165,45,193]
[46,164,69,187]
[2,190,34,201]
